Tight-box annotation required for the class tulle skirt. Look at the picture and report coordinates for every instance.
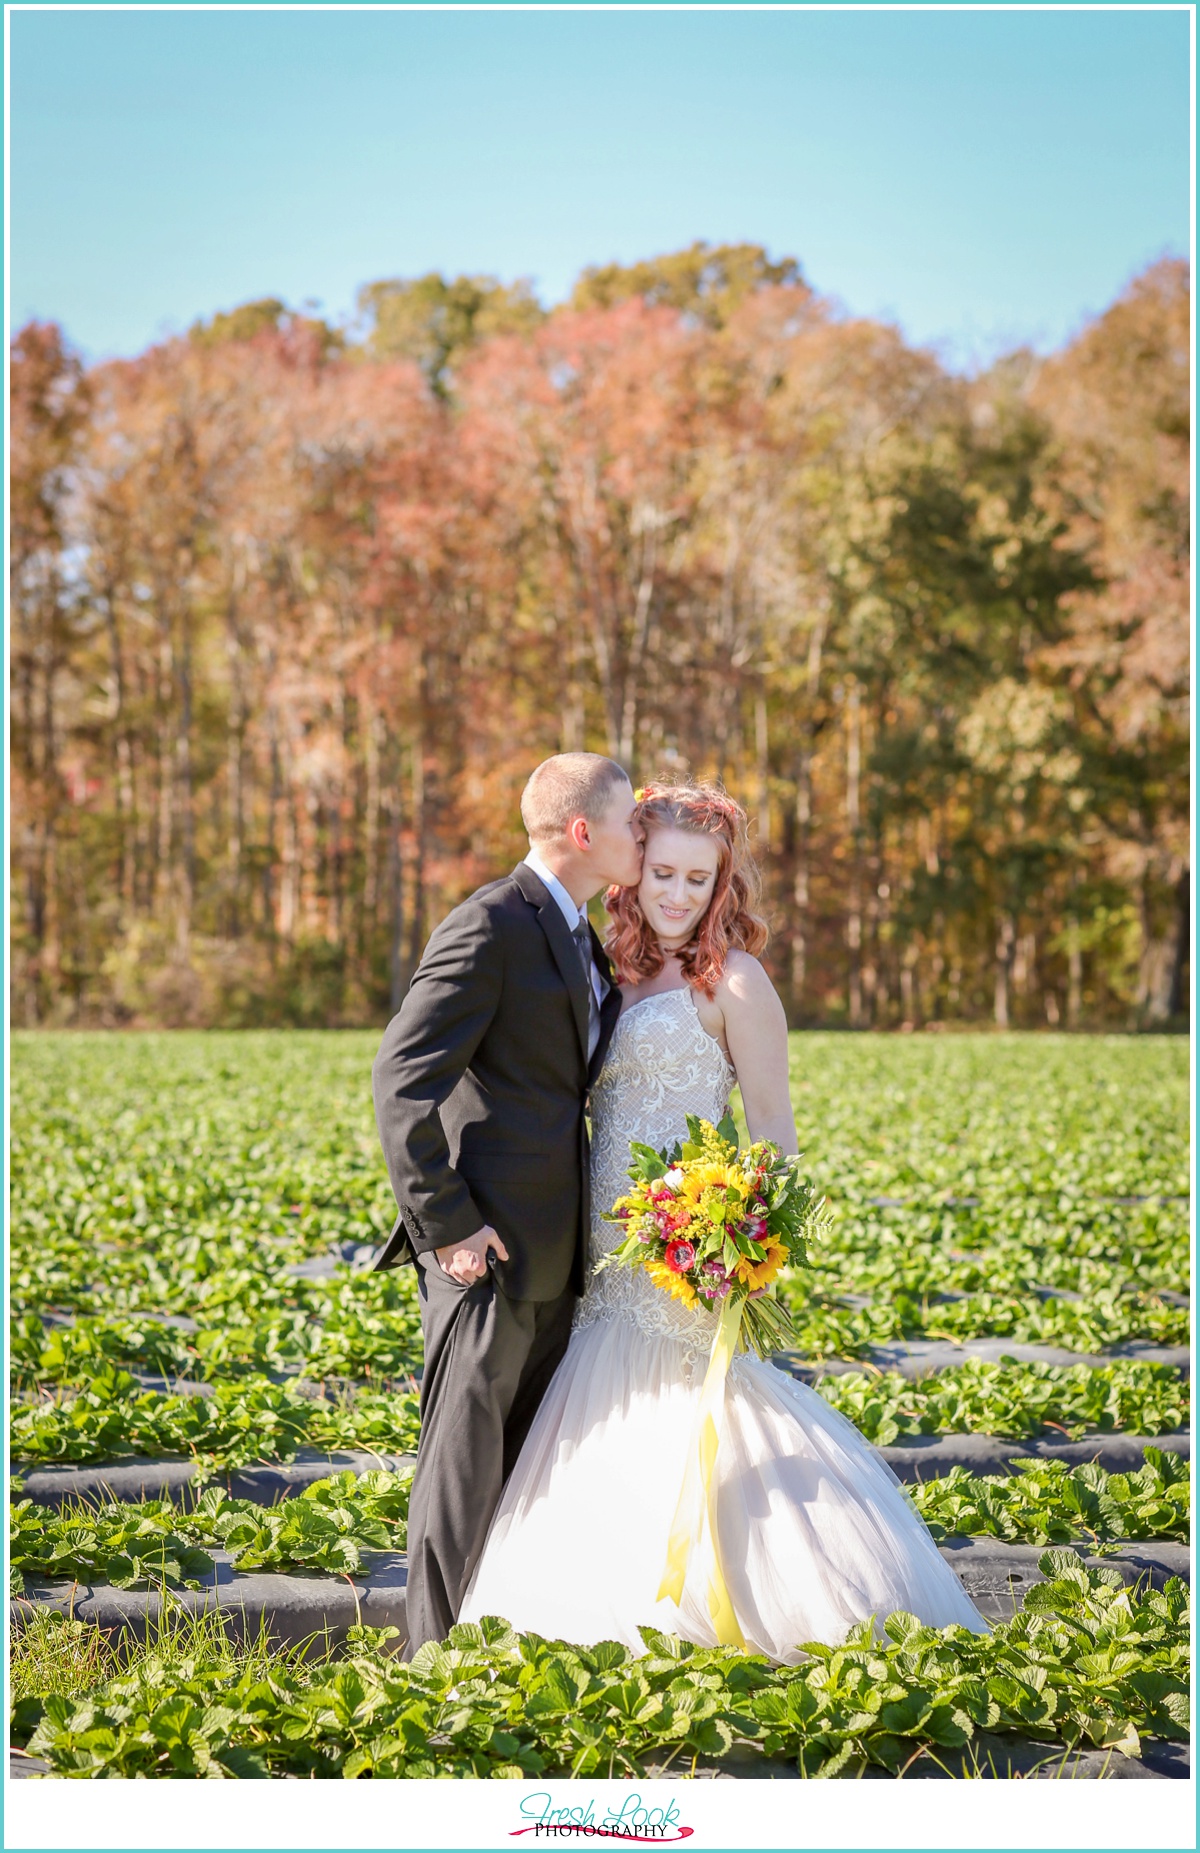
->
[457,1310,990,1661]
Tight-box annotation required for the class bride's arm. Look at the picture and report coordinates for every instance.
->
[717,953,798,1156]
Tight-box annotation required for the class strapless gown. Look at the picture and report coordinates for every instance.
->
[456,987,989,1660]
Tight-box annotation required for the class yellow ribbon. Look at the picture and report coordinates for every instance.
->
[656,1293,746,1649]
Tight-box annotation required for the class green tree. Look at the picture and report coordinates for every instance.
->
[190,298,344,356]
[571,240,804,328]
[357,273,543,397]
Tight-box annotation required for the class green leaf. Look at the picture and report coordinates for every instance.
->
[628,1143,668,1180]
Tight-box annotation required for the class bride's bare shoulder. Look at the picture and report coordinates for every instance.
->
[715,950,784,1013]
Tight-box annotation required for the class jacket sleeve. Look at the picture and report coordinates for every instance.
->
[371,898,503,1260]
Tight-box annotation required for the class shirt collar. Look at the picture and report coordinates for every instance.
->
[522,849,585,935]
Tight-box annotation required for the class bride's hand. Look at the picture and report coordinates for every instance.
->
[435,1225,509,1285]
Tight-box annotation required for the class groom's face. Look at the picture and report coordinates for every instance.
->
[588,781,644,888]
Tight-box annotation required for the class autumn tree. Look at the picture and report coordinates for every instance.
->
[10,321,91,1021]
[8,251,1188,1030]
[1032,259,1190,1022]
[357,272,543,399]
[571,241,805,327]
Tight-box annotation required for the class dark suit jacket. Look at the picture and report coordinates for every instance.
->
[371,862,622,1301]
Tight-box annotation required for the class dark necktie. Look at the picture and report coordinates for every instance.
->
[572,918,602,1061]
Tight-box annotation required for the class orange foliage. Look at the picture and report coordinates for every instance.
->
[8,256,1189,1029]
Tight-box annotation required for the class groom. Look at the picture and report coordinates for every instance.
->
[371,752,644,1657]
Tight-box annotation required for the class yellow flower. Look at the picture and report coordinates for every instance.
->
[634,788,646,802]
[731,1240,787,1290]
[644,1256,699,1308]
[679,1163,746,1206]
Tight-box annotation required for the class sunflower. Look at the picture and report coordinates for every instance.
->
[645,1256,699,1308]
[679,1163,747,1207]
[731,1239,788,1290]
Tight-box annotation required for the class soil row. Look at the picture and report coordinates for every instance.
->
[779,1338,1191,1379]
[14,1426,1190,1512]
[11,1535,1189,1650]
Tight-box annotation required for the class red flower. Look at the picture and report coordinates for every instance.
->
[664,1239,696,1274]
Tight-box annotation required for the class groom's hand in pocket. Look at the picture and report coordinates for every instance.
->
[434,1225,509,1285]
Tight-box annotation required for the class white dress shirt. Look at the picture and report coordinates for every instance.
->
[522,850,608,1012]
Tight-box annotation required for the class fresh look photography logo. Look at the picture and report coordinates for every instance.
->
[510,1792,694,1841]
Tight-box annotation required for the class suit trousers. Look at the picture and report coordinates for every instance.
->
[401,1253,577,1658]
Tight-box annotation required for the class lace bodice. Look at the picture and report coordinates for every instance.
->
[574,987,737,1359]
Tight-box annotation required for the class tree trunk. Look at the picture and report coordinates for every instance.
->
[104,588,137,919]
[405,735,427,984]
[1066,912,1083,1026]
[617,518,659,767]
[1166,864,1189,1019]
[919,812,939,877]
[278,730,298,942]
[560,691,584,754]
[927,918,946,1022]
[900,943,918,1027]
[363,700,381,916]
[327,676,348,948]
[263,700,281,947]
[175,605,195,955]
[305,786,325,943]
[224,600,244,940]
[1137,862,1189,1023]
[790,750,812,1011]
[386,745,406,1018]
[789,615,825,1017]
[155,611,174,914]
[994,912,1015,1028]
[567,507,622,760]
[1011,929,1036,1018]
[754,692,769,851]
[710,534,741,786]
[846,682,863,1028]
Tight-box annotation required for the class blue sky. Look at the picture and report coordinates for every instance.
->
[9,6,1192,369]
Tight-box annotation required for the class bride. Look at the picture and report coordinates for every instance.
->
[456,780,988,1660]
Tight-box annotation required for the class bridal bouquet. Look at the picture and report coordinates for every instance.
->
[597,1113,827,1360]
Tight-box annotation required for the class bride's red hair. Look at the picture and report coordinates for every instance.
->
[604,781,768,998]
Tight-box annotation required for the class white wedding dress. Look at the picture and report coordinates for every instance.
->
[457,987,988,1660]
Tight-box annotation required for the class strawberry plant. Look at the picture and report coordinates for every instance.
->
[10,1468,414,1592]
[815,1356,1188,1444]
[909,1448,1190,1547]
[10,1498,215,1592]
[11,1556,1189,1779]
[9,1031,1188,1779]
[12,1371,421,1471]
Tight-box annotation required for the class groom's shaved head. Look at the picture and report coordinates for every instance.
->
[521,753,631,844]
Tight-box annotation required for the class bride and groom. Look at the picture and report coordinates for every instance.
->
[371,753,986,1661]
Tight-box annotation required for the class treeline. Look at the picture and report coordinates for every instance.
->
[10,244,1189,1029]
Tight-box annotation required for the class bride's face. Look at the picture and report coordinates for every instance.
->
[638,826,720,950]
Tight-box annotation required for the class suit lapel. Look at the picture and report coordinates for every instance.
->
[591,986,622,1086]
[588,921,622,1083]
[512,863,590,1061]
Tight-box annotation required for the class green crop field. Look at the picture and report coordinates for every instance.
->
[8,1029,1191,1779]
